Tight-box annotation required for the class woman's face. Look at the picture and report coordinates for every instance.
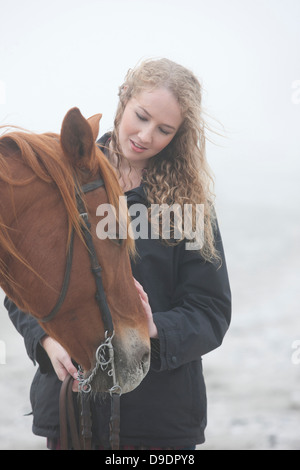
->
[118,87,183,167]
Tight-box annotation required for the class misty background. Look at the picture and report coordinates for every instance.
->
[0,0,299,449]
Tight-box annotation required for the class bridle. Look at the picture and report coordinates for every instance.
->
[39,178,113,329]
[38,176,122,449]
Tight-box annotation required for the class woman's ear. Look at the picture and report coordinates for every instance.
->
[119,84,129,98]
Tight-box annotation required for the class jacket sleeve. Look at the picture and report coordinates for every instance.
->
[4,296,53,372]
[152,224,231,372]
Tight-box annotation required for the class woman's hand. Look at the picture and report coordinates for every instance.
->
[134,279,158,338]
[41,336,78,392]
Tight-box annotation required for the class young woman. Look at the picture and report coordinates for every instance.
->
[5,58,231,449]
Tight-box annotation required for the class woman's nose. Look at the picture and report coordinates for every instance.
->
[138,125,153,145]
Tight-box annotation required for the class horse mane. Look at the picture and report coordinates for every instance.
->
[0,127,135,289]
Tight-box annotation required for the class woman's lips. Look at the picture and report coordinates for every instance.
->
[130,139,147,153]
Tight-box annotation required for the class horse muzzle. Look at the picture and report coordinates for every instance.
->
[80,329,150,395]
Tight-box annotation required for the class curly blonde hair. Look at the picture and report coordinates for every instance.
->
[110,58,219,263]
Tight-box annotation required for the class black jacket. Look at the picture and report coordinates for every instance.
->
[5,134,231,448]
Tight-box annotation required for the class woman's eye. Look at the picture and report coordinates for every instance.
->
[136,112,171,136]
[159,128,171,135]
[136,112,147,121]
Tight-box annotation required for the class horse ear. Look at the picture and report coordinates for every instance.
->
[60,107,99,168]
[87,113,102,142]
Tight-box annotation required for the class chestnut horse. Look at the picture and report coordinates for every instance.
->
[0,108,150,394]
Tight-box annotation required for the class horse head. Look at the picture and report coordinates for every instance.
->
[0,108,150,394]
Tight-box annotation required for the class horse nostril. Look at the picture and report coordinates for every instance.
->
[141,351,150,367]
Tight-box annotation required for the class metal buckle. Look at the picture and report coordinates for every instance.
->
[79,212,88,221]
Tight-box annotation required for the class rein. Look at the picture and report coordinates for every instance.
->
[40,176,122,449]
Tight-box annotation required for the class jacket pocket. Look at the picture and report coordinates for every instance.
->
[30,368,62,431]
